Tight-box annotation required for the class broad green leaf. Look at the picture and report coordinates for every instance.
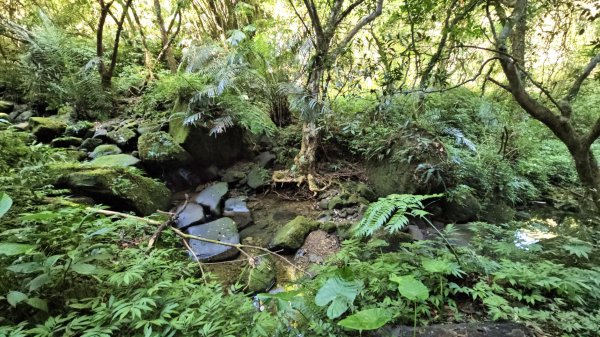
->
[338,308,392,330]
[26,297,48,312]
[390,275,429,302]
[7,291,28,307]
[327,298,349,320]
[71,263,98,275]
[0,243,36,256]
[28,273,51,291]
[44,254,63,267]
[315,277,362,319]
[6,262,43,274]
[561,244,592,259]
[0,193,12,218]
[422,259,451,274]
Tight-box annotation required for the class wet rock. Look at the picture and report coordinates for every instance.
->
[175,203,205,229]
[92,128,109,141]
[107,127,136,147]
[51,136,82,148]
[137,121,163,135]
[407,225,424,240]
[137,131,191,165]
[244,255,276,293]
[64,121,94,138]
[0,119,11,131]
[89,144,122,159]
[0,100,14,113]
[481,201,515,224]
[0,112,9,121]
[442,193,482,223]
[223,198,252,229]
[356,183,377,202]
[80,138,103,152]
[29,117,67,142]
[269,216,320,250]
[255,151,276,168]
[376,322,533,337]
[247,167,270,189]
[220,169,246,183]
[57,166,171,215]
[195,182,228,215]
[318,199,329,210]
[165,168,202,191]
[294,230,340,267]
[88,154,140,167]
[187,217,240,262]
[11,122,29,131]
[13,110,33,123]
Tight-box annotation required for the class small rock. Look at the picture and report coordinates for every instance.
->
[356,183,377,202]
[269,216,320,250]
[89,144,122,159]
[29,117,67,143]
[223,198,252,229]
[346,207,357,216]
[0,100,15,113]
[93,128,109,140]
[12,122,29,131]
[255,151,276,168]
[247,166,270,189]
[194,182,228,215]
[328,196,346,210]
[137,131,191,165]
[407,225,424,240]
[338,210,347,218]
[107,127,137,147]
[221,169,246,183]
[88,154,140,167]
[64,121,94,138]
[0,112,9,121]
[244,255,276,293]
[175,203,205,229]
[51,136,83,148]
[187,217,240,262]
[80,138,103,151]
[14,110,33,123]
[318,199,329,210]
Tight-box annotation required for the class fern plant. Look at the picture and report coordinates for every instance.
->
[353,194,441,237]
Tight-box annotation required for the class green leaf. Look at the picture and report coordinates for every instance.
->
[0,243,36,256]
[422,259,451,274]
[0,193,12,218]
[71,263,98,275]
[6,262,43,274]
[7,291,28,307]
[26,297,48,312]
[338,308,392,330]
[561,244,592,259]
[390,275,429,302]
[28,273,51,291]
[315,277,362,319]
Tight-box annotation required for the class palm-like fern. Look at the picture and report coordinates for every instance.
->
[353,194,441,237]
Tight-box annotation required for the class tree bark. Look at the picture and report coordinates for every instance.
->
[153,0,178,73]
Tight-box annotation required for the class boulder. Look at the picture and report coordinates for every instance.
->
[175,203,205,229]
[92,128,109,141]
[0,100,14,113]
[50,137,82,148]
[220,169,246,183]
[89,144,122,159]
[80,138,103,152]
[194,182,228,215]
[243,255,275,293]
[0,112,9,121]
[88,154,140,167]
[64,121,94,138]
[481,201,515,224]
[269,216,320,250]
[255,151,276,168]
[137,121,163,135]
[186,217,240,262]
[223,198,252,228]
[137,131,191,165]
[29,117,67,143]
[57,166,171,216]
[247,167,270,189]
[169,113,246,168]
[107,127,137,147]
[13,110,33,123]
[442,193,482,223]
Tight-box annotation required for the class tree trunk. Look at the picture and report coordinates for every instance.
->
[153,0,177,73]
[570,147,600,210]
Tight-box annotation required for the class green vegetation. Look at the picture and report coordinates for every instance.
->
[0,0,599,336]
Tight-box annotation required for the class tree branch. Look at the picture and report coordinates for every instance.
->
[564,53,600,102]
[336,0,384,51]
[333,0,366,28]
[588,118,600,146]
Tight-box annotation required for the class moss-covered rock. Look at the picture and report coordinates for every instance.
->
[269,215,320,250]
[0,112,10,120]
[80,138,103,152]
[51,136,83,148]
[107,127,137,147]
[442,193,482,223]
[137,131,191,164]
[247,166,270,189]
[29,117,67,143]
[89,144,122,158]
[0,130,32,173]
[481,202,515,224]
[0,100,14,113]
[64,121,94,138]
[243,255,275,293]
[88,154,140,167]
[57,166,171,215]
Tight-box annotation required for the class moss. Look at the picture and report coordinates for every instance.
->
[90,144,122,158]
[0,130,32,173]
[269,215,320,250]
[55,165,171,215]
[29,117,67,142]
[88,154,140,167]
[106,127,136,146]
[137,131,191,164]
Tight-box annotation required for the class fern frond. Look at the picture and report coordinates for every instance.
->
[209,116,234,136]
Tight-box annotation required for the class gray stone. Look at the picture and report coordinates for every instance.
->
[194,182,228,215]
[221,169,246,183]
[407,225,424,240]
[175,203,205,229]
[376,322,533,337]
[187,218,239,262]
[255,151,276,168]
[269,216,320,250]
[93,128,109,140]
[89,144,122,159]
[137,131,191,165]
[0,112,9,121]
[89,154,140,167]
[80,138,103,151]
[318,199,329,210]
[107,127,137,147]
[64,121,94,138]
[13,110,33,123]
[0,100,14,113]
[223,198,252,229]
[244,255,276,293]
[51,137,82,148]
[247,167,270,189]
